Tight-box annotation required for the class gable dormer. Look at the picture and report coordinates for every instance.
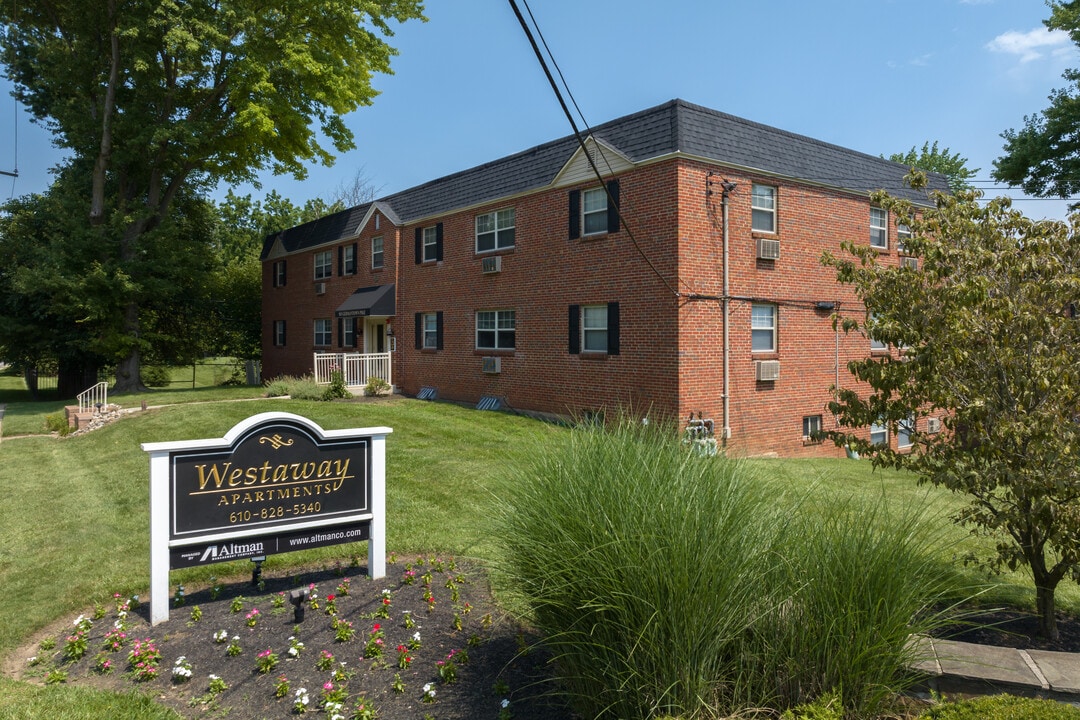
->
[553,136,634,188]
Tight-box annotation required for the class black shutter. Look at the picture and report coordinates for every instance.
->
[414,228,422,264]
[352,318,360,348]
[337,318,345,348]
[435,223,444,262]
[606,180,620,234]
[350,242,358,274]
[414,313,422,349]
[338,246,345,276]
[569,190,581,239]
[436,311,444,350]
[607,302,620,355]
[281,320,286,346]
[281,260,286,286]
[568,304,580,354]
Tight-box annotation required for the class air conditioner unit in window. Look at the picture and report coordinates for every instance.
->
[901,257,919,270]
[756,238,781,260]
[927,417,942,434]
[755,360,780,381]
[315,282,326,295]
[481,356,501,374]
[481,256,502,274]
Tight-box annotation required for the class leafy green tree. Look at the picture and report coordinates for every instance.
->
[205,190,340,361]
[822,178,1080,640]
[0,0,424,391]
[887,141,978,194]
[0,166,221,392]
[994,1,1080,202]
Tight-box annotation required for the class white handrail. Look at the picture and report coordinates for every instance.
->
[77,382,109,414]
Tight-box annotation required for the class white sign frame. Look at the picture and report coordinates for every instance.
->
[143,412,390,625]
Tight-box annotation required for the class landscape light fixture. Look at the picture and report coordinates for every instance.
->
[289,588,309,623]
[250,556,265,586]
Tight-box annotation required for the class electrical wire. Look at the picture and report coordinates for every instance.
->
[509,0,685,299]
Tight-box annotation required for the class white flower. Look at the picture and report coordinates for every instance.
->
[208,674,219,681]
[502,699,510,708]
[73,614,84,626]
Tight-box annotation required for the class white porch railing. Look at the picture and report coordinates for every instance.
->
[77,381,109,413]
[314,352,392,389]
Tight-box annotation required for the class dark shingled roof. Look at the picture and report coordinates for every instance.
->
[262,99,948,259]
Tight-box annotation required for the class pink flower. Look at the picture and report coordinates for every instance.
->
[323,681,333,691]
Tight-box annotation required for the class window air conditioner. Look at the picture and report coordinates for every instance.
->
[756,238,781,260]
[901,257,919,270]
[315,282,326,295]
[481,356,501,374]
[755,360,780,381]
[481,256,502,274]
[927,417,941,434]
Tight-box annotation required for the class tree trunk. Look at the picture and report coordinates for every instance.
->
[1036,582,1059,642]
[112,301,147,393]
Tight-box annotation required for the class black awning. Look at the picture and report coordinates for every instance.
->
[335,283,396,318]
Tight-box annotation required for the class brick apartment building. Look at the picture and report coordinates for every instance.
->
[260,99,947,457]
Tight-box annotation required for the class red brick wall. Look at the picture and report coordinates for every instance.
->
[261,212,401,381]
[396,164,682,419]
[262,158,909,457]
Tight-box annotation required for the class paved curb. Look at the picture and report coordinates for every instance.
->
[912,636,1080,703]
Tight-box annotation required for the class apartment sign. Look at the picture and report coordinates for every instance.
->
[144,412,391,625]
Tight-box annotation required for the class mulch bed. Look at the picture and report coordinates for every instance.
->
[931,606,1080,652]
[9,555,576,720]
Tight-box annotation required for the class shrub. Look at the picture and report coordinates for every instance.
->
[324,370,351,400]
[140,365,171,387]
[44,411,72,436]
[364,376,391,396]
[919,694,1080,719]
[497,416,962,720]
[264,376,293,397]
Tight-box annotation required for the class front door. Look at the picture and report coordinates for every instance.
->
[366,321,385,354]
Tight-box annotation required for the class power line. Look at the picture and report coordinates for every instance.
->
[508,0,686,298]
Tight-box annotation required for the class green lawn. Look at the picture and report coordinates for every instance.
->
[0,389,1075,717]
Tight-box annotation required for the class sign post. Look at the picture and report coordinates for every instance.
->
[143,412,390,625]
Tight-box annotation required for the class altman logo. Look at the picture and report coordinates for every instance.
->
[199,541,265,563]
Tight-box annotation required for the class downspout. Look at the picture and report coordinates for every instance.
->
[721,182,736,445]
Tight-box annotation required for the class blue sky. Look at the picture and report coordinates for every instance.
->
[0,0,1076,220]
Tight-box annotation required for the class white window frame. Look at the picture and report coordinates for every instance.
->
[476,208,516,253]
[372,236,384,269]
[476,309,516,350]
[342,245,356,275]
[314,250,332,280]
[273,261,286,287]
[273,320,286,347]
[581,305,609,352]
[313,318,332,347]
[582,187,608,236]
[422,312,439,349]
[803,415,823,443]
[897,415,915,448]
[870,208,888,249]
[897,223,911,254]
[870,420,888,446]
[751,303,776,353]
[751,184,777,233]
[422,226,438,262]
[868,312,887,351]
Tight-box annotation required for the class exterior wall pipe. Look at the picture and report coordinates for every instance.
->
[721,184,732,443]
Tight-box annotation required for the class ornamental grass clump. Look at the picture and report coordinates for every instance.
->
[497,415,963,720]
